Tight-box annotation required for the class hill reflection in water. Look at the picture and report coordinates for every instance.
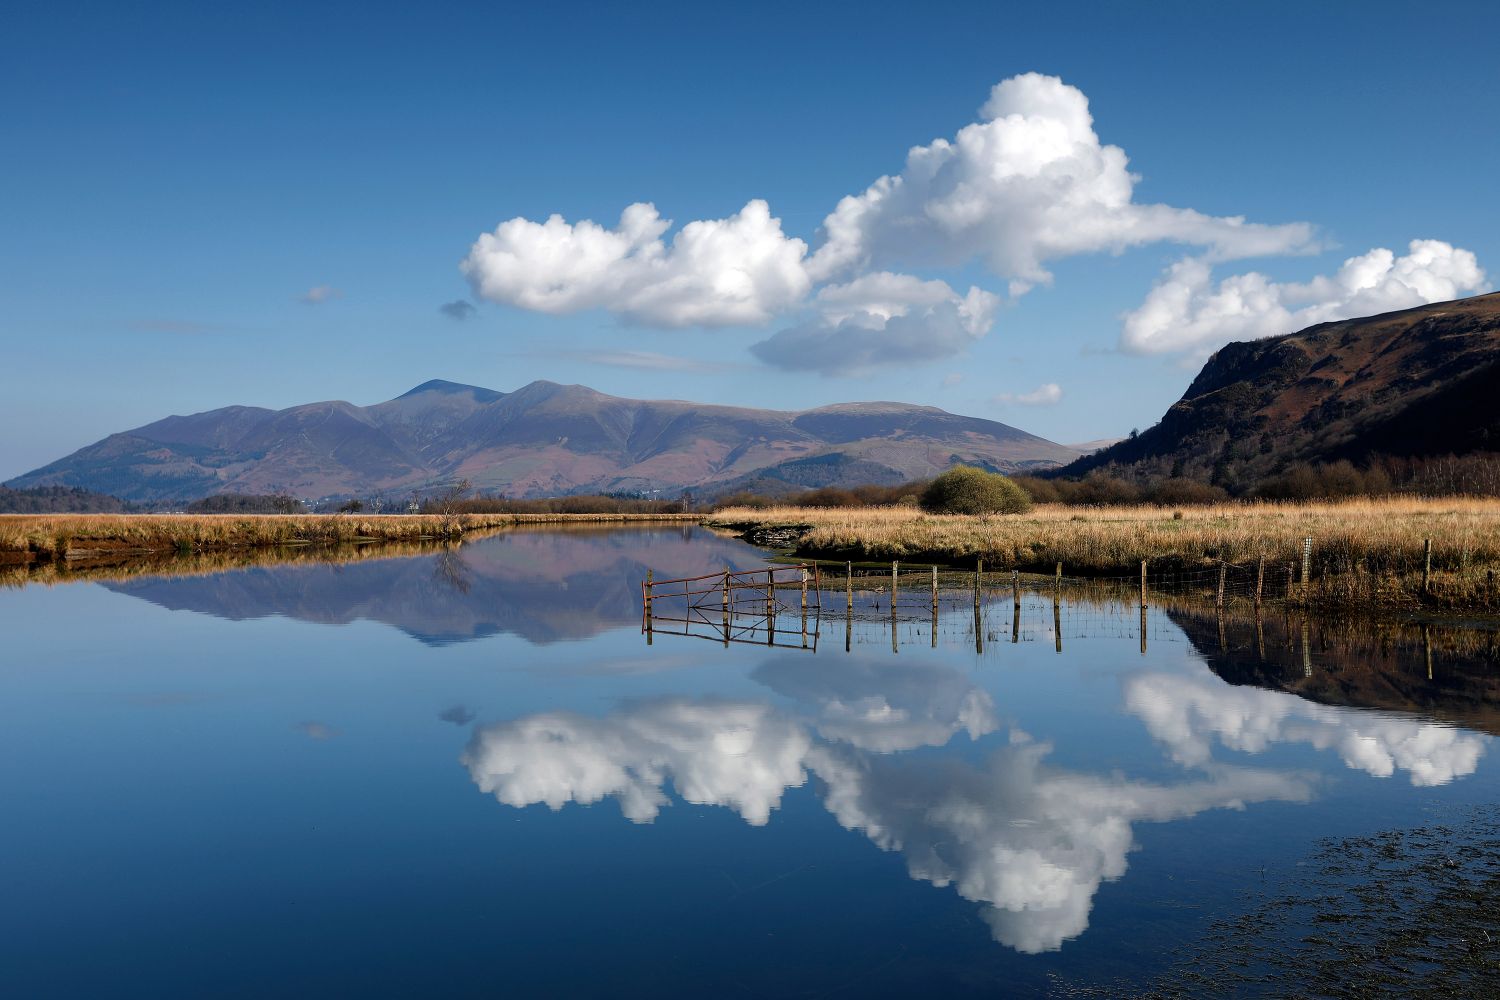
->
[105,524,766,645]
[1167,606,1500,738]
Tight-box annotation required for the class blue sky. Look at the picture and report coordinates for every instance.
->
[3,0,1497,480]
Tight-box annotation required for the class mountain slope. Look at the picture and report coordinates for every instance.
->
[9,380,1079,502]
[1062,292,1500,487]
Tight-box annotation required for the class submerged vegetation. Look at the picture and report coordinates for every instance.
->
[1129,807,1500,999]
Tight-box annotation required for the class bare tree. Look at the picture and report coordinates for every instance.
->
[432,478,472,536]
[264,483,303,515]
[433,478,472,516]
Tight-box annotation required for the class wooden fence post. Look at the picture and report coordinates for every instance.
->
[1422,538,1432,594]
[1139,560,1147,609]
[800,568,808,644]
[1012,569,1020,610]
[1216,561,1227,610]
[891,560,899,616]
[1255,556,1265,612]
[1301,537,1312,599]
[846,560,853,611]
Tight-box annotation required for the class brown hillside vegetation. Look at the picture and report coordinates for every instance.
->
[1063,292,1500,493]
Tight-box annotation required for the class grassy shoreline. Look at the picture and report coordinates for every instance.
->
[708,497,1500,615]
[11,499,1500,615]
[0,512,703,565]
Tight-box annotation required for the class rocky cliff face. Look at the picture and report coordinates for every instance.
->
[1064,292,1500,485]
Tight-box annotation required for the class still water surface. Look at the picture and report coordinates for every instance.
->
[3,525,1496,996]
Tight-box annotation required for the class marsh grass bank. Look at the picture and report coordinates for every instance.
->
[710,498,1500,615]
[0,537,459,589]
[0,512,703,566]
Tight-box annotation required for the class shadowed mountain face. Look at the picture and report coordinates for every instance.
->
[1063,292,1500,483]
[104,526,769,645]
[7,379,1078,502]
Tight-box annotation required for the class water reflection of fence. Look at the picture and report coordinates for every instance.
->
[640,556,1447,655]
[642,564,1161,655]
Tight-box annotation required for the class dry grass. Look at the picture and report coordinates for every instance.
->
[710,498,1500,611]
[0,536,452,589]
[0,511,702,564]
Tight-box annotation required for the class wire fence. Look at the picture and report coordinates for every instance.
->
[640,557,1324,654]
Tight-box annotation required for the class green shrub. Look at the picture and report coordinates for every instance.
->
[919,466,1033,515]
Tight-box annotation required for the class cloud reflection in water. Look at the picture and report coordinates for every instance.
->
[1125,670,1489,787]
[462,656,1321,953]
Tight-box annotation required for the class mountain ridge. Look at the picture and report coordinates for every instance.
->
[9,380,1079,502]
[1060,291,1500,489]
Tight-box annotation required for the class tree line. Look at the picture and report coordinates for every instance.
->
[15,451,1500,517]
[706,453,1500,509]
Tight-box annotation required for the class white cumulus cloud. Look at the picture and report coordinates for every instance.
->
[1121,239,1489,356]
[807,72,1316,293]
[458,73,1319,362]
[461,200,811,328]
[996,382,1063,406]
[750,271,999,374]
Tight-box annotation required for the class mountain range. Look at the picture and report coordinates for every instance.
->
[7,379,1079,502]
[1064,292,1500,485]
[18,292,1498,504]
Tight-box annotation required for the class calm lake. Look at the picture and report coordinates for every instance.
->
[4,525,1497,997]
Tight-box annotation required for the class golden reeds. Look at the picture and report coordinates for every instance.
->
[0,511,702,564]
[710,497,1500,611]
